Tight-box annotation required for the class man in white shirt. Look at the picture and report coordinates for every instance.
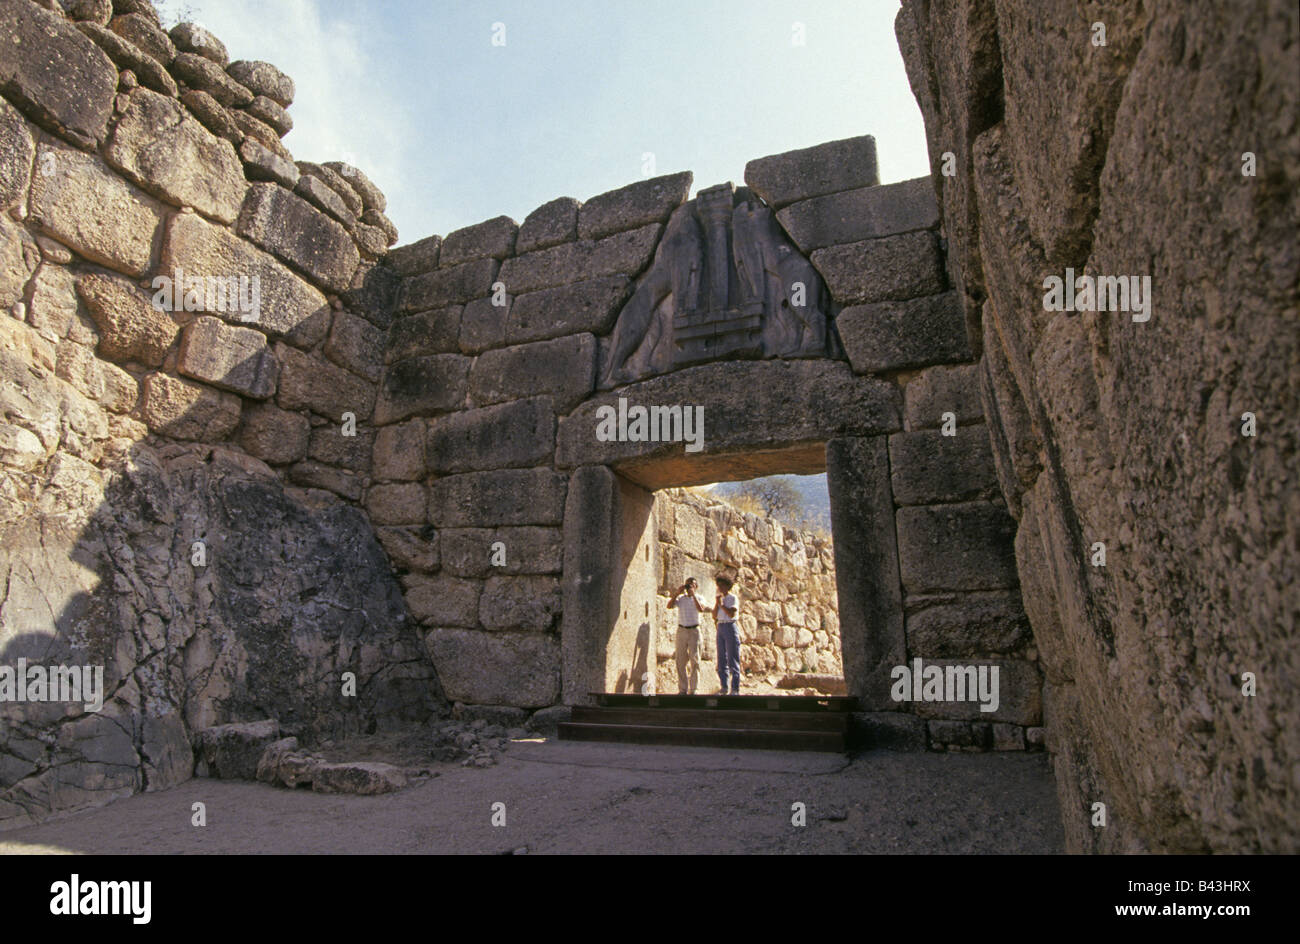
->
[667,577,708,694]
[713,575,741,695]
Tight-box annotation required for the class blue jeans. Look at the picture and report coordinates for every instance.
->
[716,622,741,693]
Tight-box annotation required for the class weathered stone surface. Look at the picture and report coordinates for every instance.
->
[177,315,277,399]
[906,592,1032,658]
[578,171,692,240]
[179,89,241,144]
[837,291,970,374]
[288,460,362,501]
[479,575,561,632]
[238,401,309,464]
[26,263,77,341]
[517,196,578,253]
[366,482,426,526]
[827,436,906,710]
[162,213,331,346]
[226,60,294,107]
[106,88,245,223]
[896,502,1019,593]
[506,276,629,344]
[324,310,383,382]
[0,98,34,210]
[497,223,660,295]
[309,761,407,795]
[558,360,900,471]
[323,162,382,213]
[232,110,290,158]
[194,720,278,779]
[905,363,982,430]
[812,230,946,305]
[170,52,252,107]
[457,296,509,354]
[297,162,362,216]
[429,468,566,528]
[777,177,938,252]
[343,262,399,331]
[427,397,555,473]
[295,173,353,227]
[0,421,44,470]
[246,95,291,137]
[372,418,425,481]
[306,423,372,472]
[400,257,497,313]
[424,629,559,708]
[108,12,175,65]
[440,526,561,578]
[889,426,999,505]
[169,22,227,65]
[239,138,299,188]
[386,306,461,362]
[373,354,470,425]
[404,573,479,627]
[848,712,927,751]
[237,183,359,293]
[440,215,517,266]
[54,341,138,413]
[744,135,879,209]
[29,141,164,277]
[75,21,178,97]
[468,334,596,413]
[373,524,438,573]
[67,0,112,25]
[275,342,374,422]
[0,0,118,148]
[140,372,240,440]
[385,234,440,277]
[912,660,1042,726]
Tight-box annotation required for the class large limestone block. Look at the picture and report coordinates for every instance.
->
[237,183,359,293]
[505,276,630,344]
[162,213,331,346]
[106,88,245,223]
[896,501,1019,593]
[440,526,562,577]
[169,52,252,107]
[424,629,560,707]
[307,423,373,471]
[384,234,440,277]
[226,60,295,107]
[140,372,240,440]
[479,575,562,632]
[29,141,164,277]
[673,504,706,558]
[904,363,982,430]
[238,401,309,464]
[0,0,118,148]
[905,591,1032,658]
[426,397,555,473]
[497,223,660,295]
[373,354,471,425]
[0,216,35,311]
[275,342,375,422]
[888,426,999,505]
[0,97,35,210]
[343,262,399,332]
[371,418,425,481]
[400,257,497,312]
[323,310,383,382]
[837,291,971,373]
[557,360,901,469]
[911,659,1042,726]
[577,171,692,240]
[457,295,509,354]
[288,461,362,501]
[193,719,279,779]
[386,306,462,362]
[75,273,178,367]
[468,334,596,412]
[776,177,939,252]
[428,468,566,528]
[178,315,277,399]
[744,135,879,209]
[373,524,439,573]
[366,482,426,526]
[516,196,578,253]
[440,215,517,266]
[811,230,946,305]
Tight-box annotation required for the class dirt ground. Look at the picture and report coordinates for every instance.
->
[0,737,1064,854]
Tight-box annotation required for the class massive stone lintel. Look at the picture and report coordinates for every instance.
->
[600,183,832,386]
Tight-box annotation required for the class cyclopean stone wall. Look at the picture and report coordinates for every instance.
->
[895,0,1299,852]
[0,0,435,830]
[650,488,842,696]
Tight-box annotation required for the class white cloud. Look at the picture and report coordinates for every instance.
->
[154,0,414,242]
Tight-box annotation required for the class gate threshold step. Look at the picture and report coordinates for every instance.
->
[590,692,857,712]
[572,705,848,732]
[558,721,846,753]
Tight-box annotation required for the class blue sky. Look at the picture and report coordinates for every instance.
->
[154,0,930,248]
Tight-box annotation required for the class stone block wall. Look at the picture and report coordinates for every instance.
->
[0,0,435,830]
[895,0,1298,851]
[651,488,841,694]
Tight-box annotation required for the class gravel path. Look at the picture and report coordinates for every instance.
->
[0,740,1064,854]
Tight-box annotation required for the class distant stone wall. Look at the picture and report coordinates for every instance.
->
[652,489,841,694]
[0,0,436,830]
